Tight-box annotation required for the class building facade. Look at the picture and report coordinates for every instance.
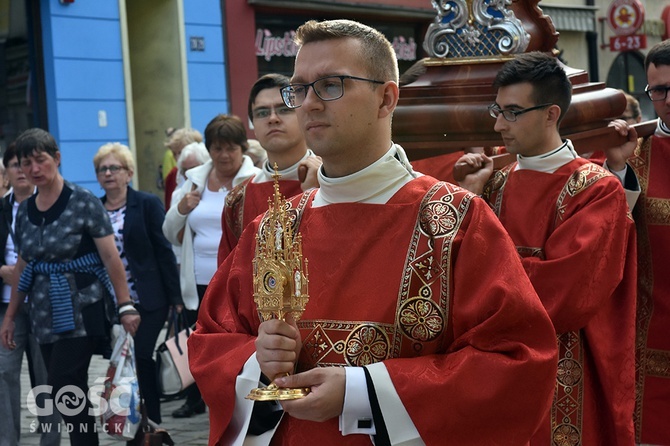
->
[0,0,667,194]
[540,0,668,120]
[1,0,228,194]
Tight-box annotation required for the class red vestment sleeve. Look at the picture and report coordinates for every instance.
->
[518,175,634,333]
[190,223,263,443]
[381,197,559,444]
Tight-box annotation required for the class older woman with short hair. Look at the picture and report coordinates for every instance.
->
[94,142,182,424]
[163,128,203,210]
[162,114,259,418]
[174,141,210,191]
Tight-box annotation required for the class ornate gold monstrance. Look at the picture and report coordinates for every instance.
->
[246,168,310,401]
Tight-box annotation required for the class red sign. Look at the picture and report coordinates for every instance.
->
[607,0,645,36]
[609,34,647,52]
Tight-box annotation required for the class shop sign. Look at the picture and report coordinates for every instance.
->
[255,28,417,62]
[609,34,646,52]
[639,20,666,38]
[391,36,417,61]
[606,0,645,36]
[255,29,299,62]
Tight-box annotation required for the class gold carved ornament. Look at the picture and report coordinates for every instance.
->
[246,167,311,401]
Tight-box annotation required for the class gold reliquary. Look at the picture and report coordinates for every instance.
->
[247,169,310,401]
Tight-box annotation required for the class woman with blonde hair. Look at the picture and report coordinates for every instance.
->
[163,128,203,209]
[94,142,183,424]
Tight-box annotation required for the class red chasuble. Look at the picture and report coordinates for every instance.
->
[190,175,558,446]
[484,158,637,446]
[629,135,670,444]
[217,176,303,266]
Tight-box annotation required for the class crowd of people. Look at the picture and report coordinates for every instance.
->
[0,16,668,446]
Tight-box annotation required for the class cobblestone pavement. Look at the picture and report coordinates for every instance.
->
[18,333,211,446]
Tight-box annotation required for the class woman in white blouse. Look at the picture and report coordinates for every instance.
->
[162,114,259,418]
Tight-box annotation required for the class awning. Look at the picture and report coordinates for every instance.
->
[540,4,598,33]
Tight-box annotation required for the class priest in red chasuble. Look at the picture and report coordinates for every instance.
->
[602,39,670,445]
[217,74,321,266]
[189,19,558,446]
[456,52,637,445]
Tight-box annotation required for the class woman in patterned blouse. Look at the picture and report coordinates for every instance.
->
[94,142,183,425]
[0,128,141,446]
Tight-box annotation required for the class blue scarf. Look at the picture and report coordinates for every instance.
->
[19,252,114,334]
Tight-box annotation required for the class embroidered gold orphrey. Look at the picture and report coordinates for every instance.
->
[484,161,612,445]
[291,182,471,369]
[224,176,253,240]
[628,136,670,441]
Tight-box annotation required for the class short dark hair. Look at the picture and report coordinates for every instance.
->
[204,114,249,153]
[14,128,60,161]
[248,74,290,121]
[645,39,670,72]
[493,52,572,125]
[3,142,17,168]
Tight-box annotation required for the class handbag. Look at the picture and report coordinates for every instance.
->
[156,310,195,396]
[101,328,142,441]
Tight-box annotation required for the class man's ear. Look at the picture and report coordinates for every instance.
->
[547,104,562,127]
[378,81,399,119]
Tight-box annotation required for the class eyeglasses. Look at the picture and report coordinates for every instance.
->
[488,103,554,122]
[96,165,125,175]
[280,75,385,109]
[645,85,670,101]
[252,105,295,120]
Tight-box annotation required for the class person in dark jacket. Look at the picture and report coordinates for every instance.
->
[94,142,183,424]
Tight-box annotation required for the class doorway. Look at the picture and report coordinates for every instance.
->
[606,51,654,121]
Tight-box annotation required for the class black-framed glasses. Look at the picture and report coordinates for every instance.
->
[96,165,125,175]
[488,103,554,122]
[252,105,294,120]
[281,75,385,109]
[645,85,670,101]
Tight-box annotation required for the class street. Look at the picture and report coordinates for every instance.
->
[17,333,211,446]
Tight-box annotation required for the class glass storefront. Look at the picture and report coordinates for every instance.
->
[0,0,44,150]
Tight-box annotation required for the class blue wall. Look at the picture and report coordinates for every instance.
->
[41,0,128,193]
[39,0,229,192]
[183,0,229,133]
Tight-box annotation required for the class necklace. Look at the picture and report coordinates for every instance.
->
[209,171,233,192]
[105,195,127,210]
